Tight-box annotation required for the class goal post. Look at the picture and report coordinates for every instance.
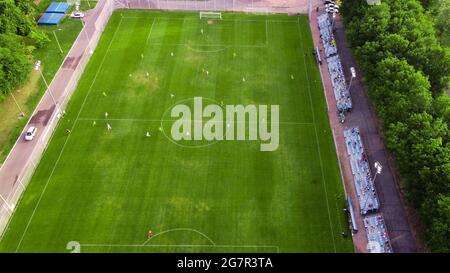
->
[199,12,222,20]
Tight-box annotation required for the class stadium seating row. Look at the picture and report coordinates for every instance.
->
[344,127,393,252]
[317,13,352,113]
[364,214,393,253]
[317,14,337,57]
[317,11,392,253]
[344,127,380,214]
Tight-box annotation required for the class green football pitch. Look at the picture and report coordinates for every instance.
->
[0,10,353,253]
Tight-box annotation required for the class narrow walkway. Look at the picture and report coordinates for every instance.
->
[309,0,417,252]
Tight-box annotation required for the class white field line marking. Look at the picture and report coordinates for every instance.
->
[145,18,157,44]
[142,228,216,246]
[148,42,266,48]
[122,16,299,24]
[122,16,272,48]
[77,117,314,126]
[187,45,227,53]
[334,194,344,232]
[14,18,125,252]
[80,244,279,252]
[297,18,337,253]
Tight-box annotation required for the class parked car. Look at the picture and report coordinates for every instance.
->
[25,126,37,141]
[71,12,85,19]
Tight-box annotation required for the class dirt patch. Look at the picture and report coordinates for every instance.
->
[128,70,161,91]
[184,48,207,63]
[29,105,55,126]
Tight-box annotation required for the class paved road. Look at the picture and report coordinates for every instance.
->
[0,0,108,231]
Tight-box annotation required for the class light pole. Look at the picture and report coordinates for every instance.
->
[10,91,25,117]
[372,161,383,185]
[362,161,383,213]
[53,29,63,54]
[35,61,60,113]
[330,11,336,29]
[347,67,356,93]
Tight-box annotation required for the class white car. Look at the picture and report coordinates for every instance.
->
[71,12,85,19]
[25,126,37,141]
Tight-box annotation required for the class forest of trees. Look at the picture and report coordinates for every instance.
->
[341,0,450,252]
[0,0,48,102]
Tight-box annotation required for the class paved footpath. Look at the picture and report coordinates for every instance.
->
[309,2,418,252]
[0,0,107,229]
[309,2,368,253]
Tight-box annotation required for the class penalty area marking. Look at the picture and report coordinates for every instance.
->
[78,243,280,253]
[121,16,299,24]
[146,17,157,45]
[77,117,315,126]
[77,227,279,252]
[186,45,228,53]
[147,42,267,49]
[125,16,270,49]
[142,228,216,246]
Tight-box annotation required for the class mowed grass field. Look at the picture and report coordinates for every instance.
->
[0,10,353,253]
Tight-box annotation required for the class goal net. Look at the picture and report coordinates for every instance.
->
[199,12,222,20]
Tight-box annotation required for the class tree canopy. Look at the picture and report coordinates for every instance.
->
[0,0,48,101]
[342,0,450,252]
